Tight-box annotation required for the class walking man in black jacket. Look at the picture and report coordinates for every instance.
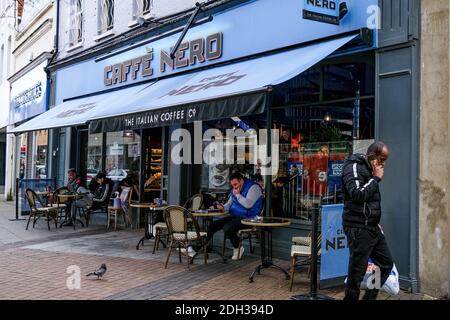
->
[342,141,394,300]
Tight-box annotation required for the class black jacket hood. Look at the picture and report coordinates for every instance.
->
[345,153,370,166]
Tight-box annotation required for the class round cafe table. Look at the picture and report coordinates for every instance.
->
[241,217,291,282]
[191,210,229,263]
[131,202,167,250]
[58,194,84,229]
[35,191,54,206]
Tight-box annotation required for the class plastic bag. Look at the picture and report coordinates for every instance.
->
[344,260,400,295]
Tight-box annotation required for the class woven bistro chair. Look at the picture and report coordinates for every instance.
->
[25,189,59,230]
[289,232,322,292]
[164,205,208,269]
[183,193,204,229]
[52,187,70,220]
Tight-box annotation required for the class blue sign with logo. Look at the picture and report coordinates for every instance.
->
[304,0,341,25]
[55,0,378,103]
[320,204,349,285]
[327,159,344,192]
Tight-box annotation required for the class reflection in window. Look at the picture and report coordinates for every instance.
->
[197,114,267,193]
[105,131,141,185]
[86,133,103,183]
[271,56,375,220]
[34,130,48,179]
[272,99,375,220]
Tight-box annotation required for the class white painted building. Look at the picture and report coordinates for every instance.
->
[57,0,199,60]
[0,0,15,196]
[3,0,56,199]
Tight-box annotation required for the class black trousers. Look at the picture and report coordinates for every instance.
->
[344,226,394,300]
[209,216,248,248]
[193,216,247,251]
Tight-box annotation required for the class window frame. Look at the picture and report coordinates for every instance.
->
[69,0,84,46]
[97,0,114,35]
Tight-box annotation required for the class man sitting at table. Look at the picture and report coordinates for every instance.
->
[188,172,263,260]
[67,168,81,192]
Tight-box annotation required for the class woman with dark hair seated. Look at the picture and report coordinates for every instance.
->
[90,172,113,211]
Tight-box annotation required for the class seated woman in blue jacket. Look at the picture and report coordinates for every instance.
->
[189,172,263,260]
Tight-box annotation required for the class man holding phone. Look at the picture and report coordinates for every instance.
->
[188,172,263,260]
[341,141,394,300]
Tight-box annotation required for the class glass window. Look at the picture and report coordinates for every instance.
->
[17,133,28,180]
[34,130,48,179]
[272,99,375,220]
[133,0,153,20]
[105,130,141,184]
[196,113,268,194]
[271,57,375,221]
[69,0,83,45]
[86,133,103,183]
[98,0,114,34]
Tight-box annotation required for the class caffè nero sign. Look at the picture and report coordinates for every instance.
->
[104,32,223,87]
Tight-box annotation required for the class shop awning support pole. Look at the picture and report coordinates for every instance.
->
[170,2,205,59]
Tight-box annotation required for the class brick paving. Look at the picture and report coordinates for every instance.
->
[0,200,427,300]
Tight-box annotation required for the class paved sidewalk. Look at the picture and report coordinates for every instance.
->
[0,199,106,246]
[0,199,427,300]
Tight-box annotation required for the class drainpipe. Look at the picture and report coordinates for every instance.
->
[44,0,59,185]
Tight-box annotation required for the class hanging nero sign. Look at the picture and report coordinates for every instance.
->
[303,0,343,25]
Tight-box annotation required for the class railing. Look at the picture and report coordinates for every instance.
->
[283,174,342,220]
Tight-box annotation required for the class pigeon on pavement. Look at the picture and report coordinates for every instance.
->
[86,264,107,279]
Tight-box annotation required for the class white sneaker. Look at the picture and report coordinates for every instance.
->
[238,246,244,260]
[187,246,196,258]
[232,248,239,260]
[232,246,245,260]
[177,248,187,256]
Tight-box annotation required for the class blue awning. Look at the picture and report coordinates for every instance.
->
[10,34,357,134]
[8,83,151,134]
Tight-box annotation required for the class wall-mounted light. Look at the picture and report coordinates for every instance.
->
[339,2,348,20]
[123,130,134,138]
[324,112,332,123]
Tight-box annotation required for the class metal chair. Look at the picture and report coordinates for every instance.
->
[163,205,208,269]
[25,189,59,230]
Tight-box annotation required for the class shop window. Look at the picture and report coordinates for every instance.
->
[195,114,268,197]
[18,133,28,180]
[97,0,114,34]
[34,130,48,179]
[272,66,321,106]
[272,98,375,221]
[69,0,83,46]
[133,0,154,20]
[105,131,141,186]
[86,133,103,184]
[323,62,375,100]
[269,56,375,220]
